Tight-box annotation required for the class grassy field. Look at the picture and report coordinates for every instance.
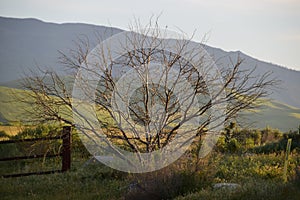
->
[0,164,128,200]
[0,124,299,199]
[0,150,299,200]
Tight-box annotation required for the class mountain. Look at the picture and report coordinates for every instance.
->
[0,17,122,82]
[0,16,299,130]
[204,47,300,109]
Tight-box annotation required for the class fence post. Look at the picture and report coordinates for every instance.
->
[283,138,292,183]
[62,126,71,172]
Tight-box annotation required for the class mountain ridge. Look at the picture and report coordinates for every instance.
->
[0,16,299,109]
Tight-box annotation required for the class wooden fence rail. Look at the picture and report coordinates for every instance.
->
[0,126,71,178]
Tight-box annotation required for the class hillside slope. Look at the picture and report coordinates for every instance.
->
[0,17,122,82]
[0,16,299,108]
[205,46,300,108]
[0,86,299,131]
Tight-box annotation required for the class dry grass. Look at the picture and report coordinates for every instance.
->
[0,125,24,136]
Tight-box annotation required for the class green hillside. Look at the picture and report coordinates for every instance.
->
[0,86,33,124]
[242,100,300,131]
[0,86,299,131]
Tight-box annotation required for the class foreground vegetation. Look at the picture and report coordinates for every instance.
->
[0,124,299,199]
[1,154,299,200]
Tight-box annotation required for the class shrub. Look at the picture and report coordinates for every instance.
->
[0,130,8,139]
[261,127,283,144]
[216,137,242,153]
[245,138,255,149]
[216,136,226,152]
[252,132,300,154]
[250,129,262,145]
[227,138,241,153]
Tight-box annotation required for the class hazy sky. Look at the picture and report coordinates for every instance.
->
[1,0,299,70]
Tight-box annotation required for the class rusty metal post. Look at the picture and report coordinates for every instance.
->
[62,126,71,172]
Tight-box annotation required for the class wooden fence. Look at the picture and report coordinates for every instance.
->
[0,126,71,178]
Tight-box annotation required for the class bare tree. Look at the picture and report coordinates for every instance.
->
[19,21,277,171]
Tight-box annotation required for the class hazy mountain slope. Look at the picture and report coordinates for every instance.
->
[205,46,300,108]
[0,17,300,130]
[0,17,122,82]
[0,16,299,110]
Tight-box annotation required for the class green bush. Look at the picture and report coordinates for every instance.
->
[245,138,255,149]
[216,136,226,152]
[0,130,8,138]
[227,138,241,153]
[216,137,242,153]
[252,132,300,154]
